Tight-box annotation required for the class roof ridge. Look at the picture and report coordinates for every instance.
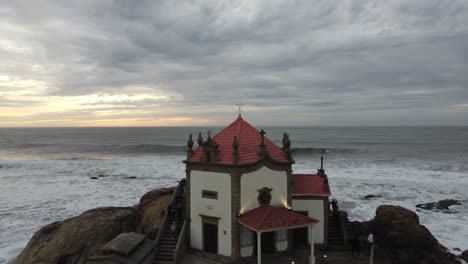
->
[212,116,241,141]
[257,205,272,229]
[236,116,242,139]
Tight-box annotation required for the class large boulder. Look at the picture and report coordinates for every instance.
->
[459,250,468,263]
[372,205,460,264]
[15,207,139,264]
[137,187,175,239]
[416,199,461,212]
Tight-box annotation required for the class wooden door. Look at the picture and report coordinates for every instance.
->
[203,223,218,254]
[261,231,275,253]
[293,211,309,248]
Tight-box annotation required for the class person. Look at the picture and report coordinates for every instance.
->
[167,204,173,218]
[350,235,360,257]
[367,233,374,256]
[170,221,177,239]
[331,199,339,219]
[176,202,183,223]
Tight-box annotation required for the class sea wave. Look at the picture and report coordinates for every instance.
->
[106,144,185,154]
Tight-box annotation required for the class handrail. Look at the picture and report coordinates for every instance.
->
[173,220,187,264]
[152,184,181,259]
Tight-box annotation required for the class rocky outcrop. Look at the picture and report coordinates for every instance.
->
[460,250,468,263]
[14,187,175,264]
[416,199,461,211]
[372,205,460,264]
[15,207,139,264]
[137,187,175,239]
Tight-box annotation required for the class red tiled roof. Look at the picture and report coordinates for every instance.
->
[238,205,318,231]
[293,174,331,196]
[189,116,291,165]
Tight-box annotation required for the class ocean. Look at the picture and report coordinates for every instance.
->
[1,126,467,262]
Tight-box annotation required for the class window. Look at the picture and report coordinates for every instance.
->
[276,230,288,241]
[241,225,253,247]
[202,190,218,199]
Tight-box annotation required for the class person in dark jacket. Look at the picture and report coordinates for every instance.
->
[350,235,361,257]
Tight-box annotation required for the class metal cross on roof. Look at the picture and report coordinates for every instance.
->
[259,129,266,145]
[236,103,244,117]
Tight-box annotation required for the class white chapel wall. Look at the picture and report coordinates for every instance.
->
[190,170,232,256]
[240,166,288,213]
[291,199,325,244]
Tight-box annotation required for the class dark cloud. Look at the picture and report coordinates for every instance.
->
[1,0,468,125]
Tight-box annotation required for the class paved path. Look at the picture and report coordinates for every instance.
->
[182,247,386,264]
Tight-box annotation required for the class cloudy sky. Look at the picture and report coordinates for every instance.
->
[1,0,468,127]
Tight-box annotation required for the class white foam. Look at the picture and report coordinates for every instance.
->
[0,155,185,263]
[295,159,468,252]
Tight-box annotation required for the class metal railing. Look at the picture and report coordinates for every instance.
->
[173,220,187,264]
[151,184,182,260]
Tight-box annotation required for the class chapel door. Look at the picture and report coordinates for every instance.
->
[261,231,275,253]
[203,223,218,254]
[293,211,309,248]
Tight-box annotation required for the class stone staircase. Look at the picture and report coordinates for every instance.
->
[328,214,344,246]
[153,192,186,264]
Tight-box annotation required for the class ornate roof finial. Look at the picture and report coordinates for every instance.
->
[232,136,239,164]
[282,133,291,150]
[259,129,266,146]
[282,133,293,161]
[197,132,203,146]
[186,134,194,159]
[207,130,212,141]
[187,134,193,150]
[257,129,268,157]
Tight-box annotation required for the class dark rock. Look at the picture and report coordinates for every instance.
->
[127,176,137,179]
[460,250,468,262]
[364,194,382,199]
[372,205,461,264]
[15,207,139,264]
[89,177,98,180]
[346,220,372,237]
[416,199,461,211]
[453,248,461,252]
[137,188,175,239]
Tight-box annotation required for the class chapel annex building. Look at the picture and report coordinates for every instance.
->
[183,116,331,264]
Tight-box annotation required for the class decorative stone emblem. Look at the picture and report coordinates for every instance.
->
[257,187,273,205]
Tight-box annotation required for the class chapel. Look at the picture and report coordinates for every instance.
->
[183,115,331,264]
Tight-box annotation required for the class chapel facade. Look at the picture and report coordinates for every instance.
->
[183,116,331,264]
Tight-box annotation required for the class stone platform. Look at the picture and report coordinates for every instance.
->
[181,248,386,264]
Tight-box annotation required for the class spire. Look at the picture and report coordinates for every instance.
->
[318,156,326,176]
[236,103,244,117]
